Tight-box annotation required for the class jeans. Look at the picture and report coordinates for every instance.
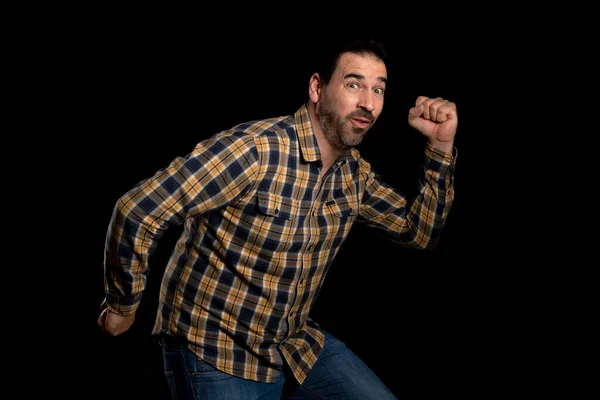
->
[159,330,398,399]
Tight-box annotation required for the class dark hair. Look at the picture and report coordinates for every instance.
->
[314,37,388,84]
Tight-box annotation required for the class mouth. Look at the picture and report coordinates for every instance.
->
[350,117,371,129]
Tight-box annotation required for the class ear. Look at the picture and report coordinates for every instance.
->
[308,73,322,103]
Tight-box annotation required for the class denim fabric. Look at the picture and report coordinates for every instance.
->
[159,331,397,399]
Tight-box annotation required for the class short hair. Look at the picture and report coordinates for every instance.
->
[313,37,388,84]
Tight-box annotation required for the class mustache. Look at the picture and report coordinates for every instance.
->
[348,110,374,122]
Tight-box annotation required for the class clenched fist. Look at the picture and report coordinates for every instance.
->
[97,305,136,336]
[408,96,458,154]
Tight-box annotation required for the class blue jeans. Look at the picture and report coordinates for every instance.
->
[158,330,398,399]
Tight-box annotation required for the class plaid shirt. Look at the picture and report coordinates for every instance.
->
[103,103,456,384]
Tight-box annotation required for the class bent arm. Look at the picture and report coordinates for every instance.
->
[357,143,456,249]
[102,131,259,315]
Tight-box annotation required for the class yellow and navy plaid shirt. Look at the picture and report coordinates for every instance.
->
[103,103,456,384]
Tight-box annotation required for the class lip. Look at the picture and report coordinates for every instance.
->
[350,118,371,129]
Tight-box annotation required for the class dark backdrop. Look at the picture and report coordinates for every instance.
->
[14,5,589,398]
[66,23,537,400]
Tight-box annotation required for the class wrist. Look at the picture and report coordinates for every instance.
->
[427,139,454,155]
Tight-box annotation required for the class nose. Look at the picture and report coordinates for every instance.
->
[358,91,375,113]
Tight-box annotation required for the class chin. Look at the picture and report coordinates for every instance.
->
[343,137,364,148]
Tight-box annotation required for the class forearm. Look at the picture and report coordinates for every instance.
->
[102,196,164,314]
[407,142,456,246]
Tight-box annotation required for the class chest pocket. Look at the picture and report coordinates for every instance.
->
[257,191,298,220]
[325,198,358,218]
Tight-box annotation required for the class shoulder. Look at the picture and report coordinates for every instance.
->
[232,115,298,154]
[192,114,299,164]
[349,148,374,175]
[232,114,295,139]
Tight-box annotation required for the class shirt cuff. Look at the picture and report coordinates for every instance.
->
[424,142,457,172]
[103,292,142,315]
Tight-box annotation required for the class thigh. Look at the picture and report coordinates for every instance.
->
[285,330,398,400]
[159,335,284,400]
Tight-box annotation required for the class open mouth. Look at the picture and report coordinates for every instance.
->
[350,118,371,129]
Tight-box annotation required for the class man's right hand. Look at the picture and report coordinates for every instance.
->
[97,306,136,336]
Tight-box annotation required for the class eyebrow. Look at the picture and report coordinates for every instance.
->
[344,73,387,84]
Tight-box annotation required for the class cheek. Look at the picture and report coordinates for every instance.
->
[373,99,384,117]
[340,98,359,115]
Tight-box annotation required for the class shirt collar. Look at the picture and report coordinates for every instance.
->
[294,103,321,163]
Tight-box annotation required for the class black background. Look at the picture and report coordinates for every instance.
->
[33,11,586,400]
[84,31,504,400]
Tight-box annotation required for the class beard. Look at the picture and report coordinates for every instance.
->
[316,97,372,151]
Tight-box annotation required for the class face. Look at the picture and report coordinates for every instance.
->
[316,52,387,151]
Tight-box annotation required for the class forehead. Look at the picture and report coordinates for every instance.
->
[335,52,387,81]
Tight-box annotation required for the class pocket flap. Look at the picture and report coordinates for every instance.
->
[257,192,298,220]
[325,199,357,217]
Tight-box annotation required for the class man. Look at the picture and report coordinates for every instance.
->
[98,38,458,399]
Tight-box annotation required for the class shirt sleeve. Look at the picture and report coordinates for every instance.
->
[103,130,260,314]
[357,142,456,250]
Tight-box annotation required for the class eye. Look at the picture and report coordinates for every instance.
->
[374,87,385,96]
[346,82,360,90]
